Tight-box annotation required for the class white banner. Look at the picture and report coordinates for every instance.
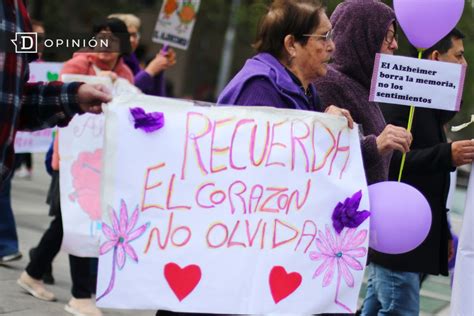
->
[14,62,63,153]
[369,54,466,111]
[59,113,104,257]
[59,75,140,257]
[14,128,54,153]
[451,164,474,316]
[96,95,370,314]
[152,0,200,50]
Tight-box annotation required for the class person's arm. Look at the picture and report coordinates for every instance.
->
[317,81,383,170]
[19,80,111,132]
[18,81,84,131]
[382,104,455,174]
[134,70,166,96]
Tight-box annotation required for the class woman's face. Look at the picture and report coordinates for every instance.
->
[96,30,120,69]
[380,24,398,55]
[293,11,335,82]
[128,25,140,52]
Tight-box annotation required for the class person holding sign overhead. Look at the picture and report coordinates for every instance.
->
[109,13,176,97]
[217,0,354,129]
[371,28,474,316]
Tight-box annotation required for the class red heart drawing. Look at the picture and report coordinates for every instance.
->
[164,263,201,301]
[269,266,302,304]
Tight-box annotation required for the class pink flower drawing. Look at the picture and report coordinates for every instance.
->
[309,225,368,313]
[97,199,149,301]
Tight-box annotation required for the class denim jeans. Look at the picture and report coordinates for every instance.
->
[361,263,421,316]
[0,175,19,257]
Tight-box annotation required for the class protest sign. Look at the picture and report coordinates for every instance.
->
[96,95,370,314]
[28,61,63,83]
[59,113,104,257]
[451,163,473,316]
[14,62,63,153]
[14,129,54,154]
[59,75,139,257]
[450,116,473,316]
[369,53,466,111]
[152,0,200,50]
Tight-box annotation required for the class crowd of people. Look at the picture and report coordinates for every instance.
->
[1,0,473,315]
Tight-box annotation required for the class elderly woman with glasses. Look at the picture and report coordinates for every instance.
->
[218,0,353,128]
[314,0,412,186]
[314,1,414,314]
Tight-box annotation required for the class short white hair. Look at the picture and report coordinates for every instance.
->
[108,13,141,29]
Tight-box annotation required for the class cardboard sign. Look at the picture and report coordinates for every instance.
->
[96,95,370,314]
[152,0,200,50]
[369,53,466,111]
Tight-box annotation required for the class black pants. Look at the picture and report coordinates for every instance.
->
[69,255,98,299]
[26,212,62,279]
[26,173,98,299]
[14,153,32,170]
[26,173,61,278]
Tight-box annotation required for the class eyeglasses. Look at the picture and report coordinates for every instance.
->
[385,30,398,45]
[303,29,333,42]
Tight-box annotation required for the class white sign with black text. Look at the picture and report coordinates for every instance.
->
[369,53,466,111]
[152,0,200,50]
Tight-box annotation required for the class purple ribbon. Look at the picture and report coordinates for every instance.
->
[332,190,371,234]
[130,107,165,133]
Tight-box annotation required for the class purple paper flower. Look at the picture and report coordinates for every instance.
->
[130,107,164,133]
[332,190,370,234]
[310,225,368,312]
[97,199,149,301]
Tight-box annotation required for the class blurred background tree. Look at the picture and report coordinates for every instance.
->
[29,0,473,139]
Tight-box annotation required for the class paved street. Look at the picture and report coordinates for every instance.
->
[0,155,151,316]
[0,154,466,315]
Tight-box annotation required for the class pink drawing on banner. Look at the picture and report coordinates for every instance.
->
[164,263,202,301]
[309,225,368,313]
[97,200,150,301]
[69,149,102,221]
[268,266,302,304]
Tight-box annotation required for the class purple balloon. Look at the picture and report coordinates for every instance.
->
[368,181,432,254]
[394,0,464,49]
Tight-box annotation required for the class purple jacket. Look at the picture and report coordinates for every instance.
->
[124,53,166,97]
[314,0,396,185]
[217,53,321,112]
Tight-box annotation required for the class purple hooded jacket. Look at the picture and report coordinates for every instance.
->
[217,52,321,112]
[124,53,166,97]
[314,0,396,185]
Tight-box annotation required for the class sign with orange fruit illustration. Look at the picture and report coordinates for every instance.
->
[153,0,200,50]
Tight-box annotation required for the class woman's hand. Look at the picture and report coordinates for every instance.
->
[325,105,354,129]
[77,84,112,114]
[145,49,177,77]
[376,124,413,155]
